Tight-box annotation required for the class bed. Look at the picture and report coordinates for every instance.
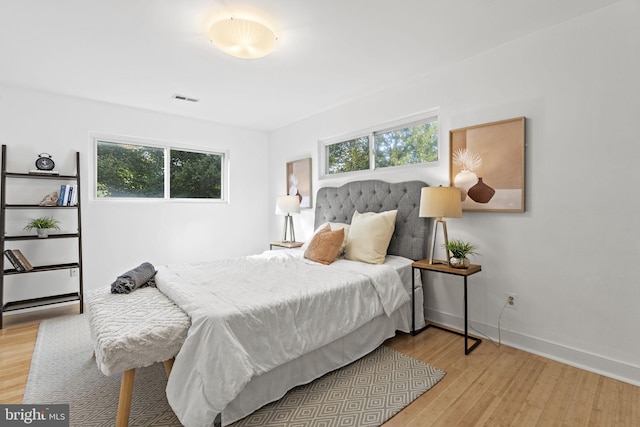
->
[155,179,430,427]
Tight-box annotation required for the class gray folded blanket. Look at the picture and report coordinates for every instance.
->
[110,262,156,294]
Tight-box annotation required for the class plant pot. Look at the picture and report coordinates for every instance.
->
[449,257,470,269]
[36,229,49,238]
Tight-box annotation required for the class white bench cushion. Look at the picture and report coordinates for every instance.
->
[87,286,191,376]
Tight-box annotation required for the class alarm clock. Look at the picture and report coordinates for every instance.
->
[35,153,55,171]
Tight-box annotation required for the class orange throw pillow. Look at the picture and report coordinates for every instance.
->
[304,227,345,265]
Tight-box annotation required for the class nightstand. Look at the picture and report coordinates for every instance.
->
[411,260,482,355]
[270,241,304,250]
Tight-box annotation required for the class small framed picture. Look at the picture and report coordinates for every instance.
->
[286,158,312,209]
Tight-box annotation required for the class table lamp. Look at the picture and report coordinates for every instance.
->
[419,186,462,264]
[276,195,301,243]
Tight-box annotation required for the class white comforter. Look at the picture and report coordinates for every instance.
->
[155,250,410,427]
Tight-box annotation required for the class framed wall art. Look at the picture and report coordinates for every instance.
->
[449,116,525,212]
[286,157,312,209]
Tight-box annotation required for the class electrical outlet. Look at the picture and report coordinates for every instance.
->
[70,268,79,277]
[505,292,518,309]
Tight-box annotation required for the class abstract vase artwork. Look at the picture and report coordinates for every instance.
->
[449,117,526,212]
[286,158,312,209]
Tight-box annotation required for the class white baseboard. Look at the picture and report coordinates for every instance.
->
[425,309,640,387]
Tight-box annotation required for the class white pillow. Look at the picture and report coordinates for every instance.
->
[345,210,397,264]
[301,222,350,255]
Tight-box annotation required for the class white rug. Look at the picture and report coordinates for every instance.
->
[24,314,445,426]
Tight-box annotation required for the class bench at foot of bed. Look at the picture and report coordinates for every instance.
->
[86,286,191,427]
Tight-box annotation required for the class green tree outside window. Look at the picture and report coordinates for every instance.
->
[170,149,222,199]
[96,141,224,200]
[325,117,438,175]
[97,142,164,198]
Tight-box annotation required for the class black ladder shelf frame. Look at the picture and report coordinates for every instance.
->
[0,144,84,328]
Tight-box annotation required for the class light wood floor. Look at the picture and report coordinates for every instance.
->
[1,307,638,426]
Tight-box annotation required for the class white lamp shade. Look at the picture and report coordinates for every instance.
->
[208,18,277,59]
[275,195,300,215]
[419,187,462,219]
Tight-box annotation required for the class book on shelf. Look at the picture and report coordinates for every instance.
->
[66,185,74,206]
[4,249,25,272]
[57,184,66,206]
[56,184,78,207]
[69,184,77,206]
[29,170,60,176]
[12,249,34,271]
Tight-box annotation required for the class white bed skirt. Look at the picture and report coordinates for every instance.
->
[223,286,424,425]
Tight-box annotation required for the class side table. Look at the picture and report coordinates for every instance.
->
[411,260,482,355]
[270,241,304,250]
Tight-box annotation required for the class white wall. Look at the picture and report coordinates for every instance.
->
[267,0,640,385]
[0,85,269,304]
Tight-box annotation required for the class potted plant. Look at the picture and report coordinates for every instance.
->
[24,216,61,238]
[444,239,479,269]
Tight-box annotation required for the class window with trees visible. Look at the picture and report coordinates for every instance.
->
[95,139,225,200]
[321,114,438,177]
[327,136,370,174]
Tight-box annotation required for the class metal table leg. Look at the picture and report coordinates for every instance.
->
[462,276,481,354]
[417,270,481,354]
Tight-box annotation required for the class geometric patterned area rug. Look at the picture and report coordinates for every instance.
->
[24,314,445,427]
[232,345,446,427]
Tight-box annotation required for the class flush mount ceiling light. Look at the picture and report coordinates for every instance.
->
[208,17,277,59]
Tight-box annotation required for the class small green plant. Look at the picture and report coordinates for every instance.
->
[24,216,61,231]
[444,239,479,259]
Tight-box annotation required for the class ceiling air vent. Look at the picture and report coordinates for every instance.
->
[172,94,200,103]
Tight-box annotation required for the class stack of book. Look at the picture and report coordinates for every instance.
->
[29,170,60,176]
[4,249,34,272]
[57,184,78,206]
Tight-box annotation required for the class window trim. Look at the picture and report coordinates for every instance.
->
[90,133,229,203]
[318,110,440,179]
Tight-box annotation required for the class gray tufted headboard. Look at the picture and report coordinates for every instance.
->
[314,180,430,261]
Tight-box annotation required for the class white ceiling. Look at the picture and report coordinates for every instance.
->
[0,0,620,132]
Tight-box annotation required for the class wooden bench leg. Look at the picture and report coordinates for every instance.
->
[115,360,174,427]
[163,358,175,377]
[116,369,135,427]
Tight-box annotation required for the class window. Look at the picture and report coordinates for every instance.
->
[94,138,226,201]
[96,141,164,198]
[327,136,370,175]
[374,121,438,168]
[170,149,222,199]
[320,113,438,177]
